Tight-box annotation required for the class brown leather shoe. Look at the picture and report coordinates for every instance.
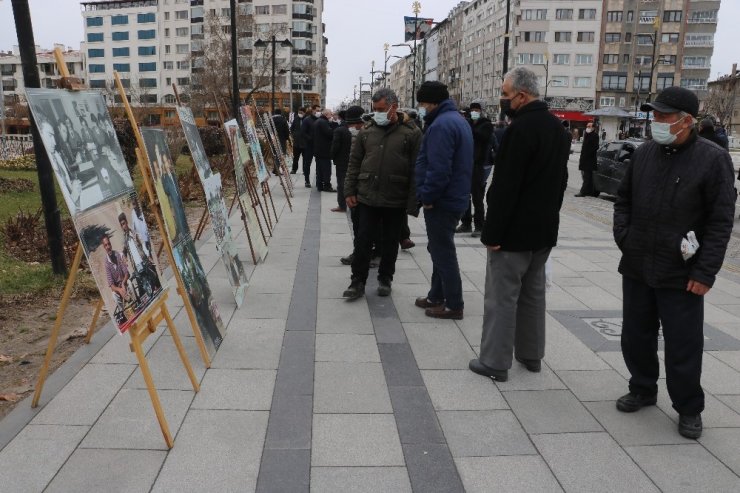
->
[415,297,444,309]
[425,306,464,320]
[400,238,415,250]
[330,207,346,213]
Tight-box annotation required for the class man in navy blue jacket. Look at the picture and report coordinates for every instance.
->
[414,81,474,320]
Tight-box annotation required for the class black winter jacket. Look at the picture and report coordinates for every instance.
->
[312,116,334,159]
[330,124,352,168]
[613,133,736,289]
[578,131,599,171]
[301,114,317,149]
[272,115,290,146]
[469,117,494,167]
[481,100,570,251]
[290,115,305,148]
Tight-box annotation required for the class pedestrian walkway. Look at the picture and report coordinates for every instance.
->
[2,170,740,492]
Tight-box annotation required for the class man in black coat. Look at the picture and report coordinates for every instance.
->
[300,105,320,187]
[575,121,600,197]
[271,109,290,174]
[613,87,736,439]
[456,101,494,237]
[698,118,729,150]
[290,107,305,174]
[313,109,336,192]
[330,106,364,212]
[469,67,570,382]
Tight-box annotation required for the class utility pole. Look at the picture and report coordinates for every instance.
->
[370,60,376,99]
[11,0,66,275]
[411,1,422,104]
[229,0,239,118]
[383,43,390,88]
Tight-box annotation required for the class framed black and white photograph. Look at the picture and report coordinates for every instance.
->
[177,106,213,181]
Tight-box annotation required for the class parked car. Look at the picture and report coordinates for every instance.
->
[593,139,644,196]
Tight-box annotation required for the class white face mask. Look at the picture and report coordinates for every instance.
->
[372,110,390,126]
[298,113,305,118]
[349,127,360,136]
[417,107,427,119]
[470,111,481,120]
[585,128,593,133]
[651,117,686,145]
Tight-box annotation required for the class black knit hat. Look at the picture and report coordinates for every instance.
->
[416,81,449,104]
[344,105,364,124]
[641,86,699,117]
[469,102,482,110]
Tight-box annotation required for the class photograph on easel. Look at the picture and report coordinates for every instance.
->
[141,128,191,246]
[239,106,270,184]
[26,89,133,215]
[177,106,213,181]
[172,240,224,354]
[75,191,163,334]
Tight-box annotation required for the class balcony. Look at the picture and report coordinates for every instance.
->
[292,30,313,39]
[682,64,711,70]
[292,12,314,20]
[688,17,717,24]
[685,39,714,47]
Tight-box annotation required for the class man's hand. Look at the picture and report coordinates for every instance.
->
[487,245,501,252]
[346,196,358,208]
[423,204,433,209]
[687,279,710,296]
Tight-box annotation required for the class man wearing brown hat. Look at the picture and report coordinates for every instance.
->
[613,86,736,439]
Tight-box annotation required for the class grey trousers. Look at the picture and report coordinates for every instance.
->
[479,247,551,370]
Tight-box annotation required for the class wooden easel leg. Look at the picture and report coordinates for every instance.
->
[131,334,174,449]
[265,184,279,223]
[228,190,239,216]
[275,168,293,211]
[32,244,83,408]
[161,304,200,392]
[239,202,258,264]
[193,206,210,241]
[85,298,105,344]
[260,183,275,231]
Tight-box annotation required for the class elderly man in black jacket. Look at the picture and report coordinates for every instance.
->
[470,67,570,383]
[575,121,600,197]
[313,109,336,192]
[330,106,364,212]
[290,107,305,174]
[613,86,736,439]
[301,105,320,187]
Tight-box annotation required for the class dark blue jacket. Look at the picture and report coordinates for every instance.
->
[415,99,474,212]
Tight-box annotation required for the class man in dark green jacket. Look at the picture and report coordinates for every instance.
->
[343,88,422,299]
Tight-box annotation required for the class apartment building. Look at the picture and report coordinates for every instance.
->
[80,0,327,118]
[388,53,412,107]
[596,0,721,111]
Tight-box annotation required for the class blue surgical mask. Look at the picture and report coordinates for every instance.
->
[417,107,427,119]
[651,117,685,145]
[470,111,481,120]
[372,110,390,126]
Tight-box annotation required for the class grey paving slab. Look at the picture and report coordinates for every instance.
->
[190,369,276,410]
[272,330,315,396]
[310,467,412,493]
[263,393,312,450]
[46,449,166,493]
[80,388,193,450]
[311,414,404,466]
[557,369,627,401]
[701,354,740,395]
[402,443,465,493]
[153,410,268,492]
[377,343,425,387]
[533,432,659,493]
[421,370,508,410]
[626,444,740,493]
[454,315,482,347]
[585,401,694,446]
[90,327,161,364]
[718,394,740,414]
[543,316,611,370]
[316,298,374,333]
[32,363,135,425]
[711,350,740,372]
[313,362,392,413]
[315,334,380,362]
[124,334,205,391]
[212,319,285,369]
[0,424,88,493]
[699,428,740,475]
[597,350,632,379]
[437,410,536,457]
[655,379,740,428]
[455,456,563,493]
[403,322,476,370]
[389,386,446,444]
[505,390,603,434]
[256,449,310,493]
[493,363,567,391]
[239,293,291,319]
[365,280,409,344]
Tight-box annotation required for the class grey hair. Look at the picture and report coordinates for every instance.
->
[371,87,399,106]
[679,111,697,125]
[504,67,540,98]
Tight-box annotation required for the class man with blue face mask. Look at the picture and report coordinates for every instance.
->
[613,86,736,440]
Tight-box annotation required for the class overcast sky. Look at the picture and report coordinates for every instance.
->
[1,0,737,109]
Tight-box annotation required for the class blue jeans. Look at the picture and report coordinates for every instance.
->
[424,207,464,310]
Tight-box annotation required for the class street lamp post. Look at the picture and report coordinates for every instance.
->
[383,43,391,88]
[370,60,377,99]
[254,35,293,113]
[411,1,422,103]
[295,73,308,107]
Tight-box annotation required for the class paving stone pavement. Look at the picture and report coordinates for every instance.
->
[2,155,740,492]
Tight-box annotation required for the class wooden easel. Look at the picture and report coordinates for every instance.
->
[261,109,294,197]
[250,100,291,214]
[239,105,277,234]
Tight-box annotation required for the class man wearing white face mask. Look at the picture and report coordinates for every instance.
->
[613,86,736,440]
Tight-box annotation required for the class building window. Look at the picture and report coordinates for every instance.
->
[177,77,190,86]
[137,13,155,23]
[221,8,230,17]
[522,9,547,20]
[636,35,653,46]
[117,79,130,88]
[86,17,103,27]
[138,46,156,56]
[575,54,592,65]
[163,95,176,104]
[555,9,573,20]
[111,14,128,25]
[112,47,129,57]
[550,76,569,87]
[553,54,570,65]
[165,45,171,54]
[256,5,270,15]
[138,30,156,40]
[683,56,709,68]
[522,31,546,42]
[140,94,158,104]
[626,11,634,22]
[633,75,650,91]
[657,76,674,90]
[661,55,677,66]
[176,27,189,37]
[661,33,679,43]
[685,34,714,47]
[113,63,130,72]
[176,10,188,20]
[176,44,189,54]
[164,12,170,21]
[600,97,615,107]
[165,28,170,37]
[577,32,595,43]
[177,60,190,70]
[139,78,157,88]
[163,61,173,70]
[625,33,632,43]
[112,31,129,41]
[664,11,683,23]
[623,54,630,64]
[602,75,627,90]
[574,77,591,88]
[606,11,623,22]
[139,62,157,72]
[88,64,105,73]
[88,48,105,58]
[603,54,619,65]
[554,32,571,42]
[639,10,658,24]
[634,55,652,67]
[578,9,596,20]
[680,78,707,90]
[689,10,718,24]
[605,33,621,43]
[89,79,106,88]
[273,4,287,15]
[87,32,104,43]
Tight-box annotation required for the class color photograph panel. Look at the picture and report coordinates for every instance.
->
[176,106,212,181]
[239,106,270,183]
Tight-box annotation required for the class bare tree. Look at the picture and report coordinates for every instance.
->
[704,81,737,126]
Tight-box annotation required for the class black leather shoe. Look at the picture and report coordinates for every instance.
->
[340,253,354,266]
[377,278,392,297]
[305,182,311,188]
[343,280,365,300]
[455,224,472,234]
[574,193,586,197]
[515,356,541,373]
[616,392,657,413]
[678,414,702,439]
[468,359,508,381]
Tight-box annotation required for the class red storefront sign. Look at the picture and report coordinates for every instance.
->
[549,110,592,122]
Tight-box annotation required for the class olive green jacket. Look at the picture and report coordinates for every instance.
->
[344,112,422,212]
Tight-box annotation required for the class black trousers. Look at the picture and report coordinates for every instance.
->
[292,147,303,173]
[579,169,595,196]
[316,158,332,189]
[461,164,486,229]
[302,147,313,183]
[621,276,705,415]
[335,164,347,209]
[351,203,405,283]
[400,214,411,241]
